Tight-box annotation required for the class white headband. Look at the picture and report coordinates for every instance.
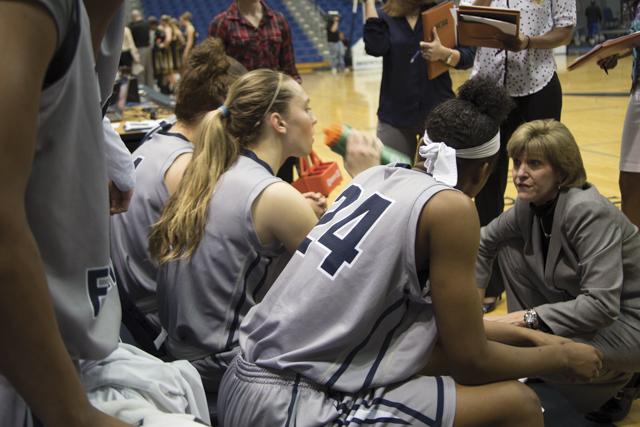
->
[418,130,501,186]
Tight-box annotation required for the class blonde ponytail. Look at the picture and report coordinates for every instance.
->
[149,109,239,263]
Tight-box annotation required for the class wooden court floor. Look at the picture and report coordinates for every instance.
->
[299,55,639,425]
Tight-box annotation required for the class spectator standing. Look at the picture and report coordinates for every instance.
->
[180,12,197,67]
[327,13,345,74]
[586,0,603,44]
[208,0,301,83]
[129,9,154,87]
[363,0,476,160]
[597,0,640,229]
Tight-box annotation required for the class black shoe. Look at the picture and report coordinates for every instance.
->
[482,295,501,313]
[585,384,639,424]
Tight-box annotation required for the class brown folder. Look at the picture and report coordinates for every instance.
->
[421,2,455,80]
[568,31,640,71]
[457,5,520,50]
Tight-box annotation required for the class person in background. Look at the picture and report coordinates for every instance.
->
[341,31,353,72]
[464,0,576,313]
[119,26,139,72]
[597,0,640,229]
[363,0,476,160]
[180,11,197,67]
[586,0,603,44]
[327,13,345,74]
[154,15,175,94]
[129,9,154,87]
[477,119,640,423]
[170,17,186,75]
[208,0,301,83]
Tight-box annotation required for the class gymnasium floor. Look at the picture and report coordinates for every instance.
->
[299,54,639,426]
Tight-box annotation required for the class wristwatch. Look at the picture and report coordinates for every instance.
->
[523,309,540,329]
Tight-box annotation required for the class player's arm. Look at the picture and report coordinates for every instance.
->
[253,182,318,253]
[422,191,602,385]
[83,0,125,57]
[0,3,128,426]
[164,153,193,196]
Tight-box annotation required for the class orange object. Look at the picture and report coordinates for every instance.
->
[323,123,348,152]
[292,150,342,197]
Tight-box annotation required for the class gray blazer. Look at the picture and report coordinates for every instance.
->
[477,184,640,338]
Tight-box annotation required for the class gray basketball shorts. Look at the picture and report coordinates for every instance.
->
[217,355,456,427]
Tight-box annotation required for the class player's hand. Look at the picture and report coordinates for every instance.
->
[344,129,381,177]
[561,342,603,382]
[484,310,526,327]
[84,411,132,427]
[597,54,618,71]
[303,192,327,218]
[50,406,131,427]
[420,28,450,62]
[109,180,134,215]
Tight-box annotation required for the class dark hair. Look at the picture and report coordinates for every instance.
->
[425,77,514,177]
[174,38,240,124]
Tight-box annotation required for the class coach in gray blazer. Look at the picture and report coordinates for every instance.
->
[475,120,640,412]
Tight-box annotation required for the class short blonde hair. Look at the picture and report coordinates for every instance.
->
[507,119,587,189]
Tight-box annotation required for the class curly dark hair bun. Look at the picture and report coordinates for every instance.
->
[457,76,512,125]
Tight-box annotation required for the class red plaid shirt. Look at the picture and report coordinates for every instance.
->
[209,1,301,82]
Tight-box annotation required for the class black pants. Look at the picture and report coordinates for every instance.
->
[476,73,562,297]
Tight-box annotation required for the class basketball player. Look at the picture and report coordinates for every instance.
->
[217,77,603,427]
[110,38,243,350]
[0,0,129,426]
[148,69,379,395]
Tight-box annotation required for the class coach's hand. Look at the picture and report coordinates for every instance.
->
[597,54,618,72]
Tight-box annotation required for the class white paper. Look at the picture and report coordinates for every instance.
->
[459,14,518,36]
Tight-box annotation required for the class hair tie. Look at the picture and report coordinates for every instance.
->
[419,132,458,186]
[218,105,230,118]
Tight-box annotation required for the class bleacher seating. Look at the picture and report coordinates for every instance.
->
[140,0,324,63]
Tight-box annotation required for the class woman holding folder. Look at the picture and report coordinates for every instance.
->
[463,0,576,313]
[597,0,640,229]
[363,0,475,160]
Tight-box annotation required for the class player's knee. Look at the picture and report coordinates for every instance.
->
[505,381,543,423]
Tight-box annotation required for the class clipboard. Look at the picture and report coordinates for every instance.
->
[568,31,640,71]
[457,4,520,50]
[422,2,456,80]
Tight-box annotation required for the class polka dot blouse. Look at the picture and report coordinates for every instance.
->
[462,0,576,97]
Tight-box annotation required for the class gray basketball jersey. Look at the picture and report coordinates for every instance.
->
[26,0,120,360]
[241,165,452,393]
[110,131,192,310]
[157,152,287,365]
